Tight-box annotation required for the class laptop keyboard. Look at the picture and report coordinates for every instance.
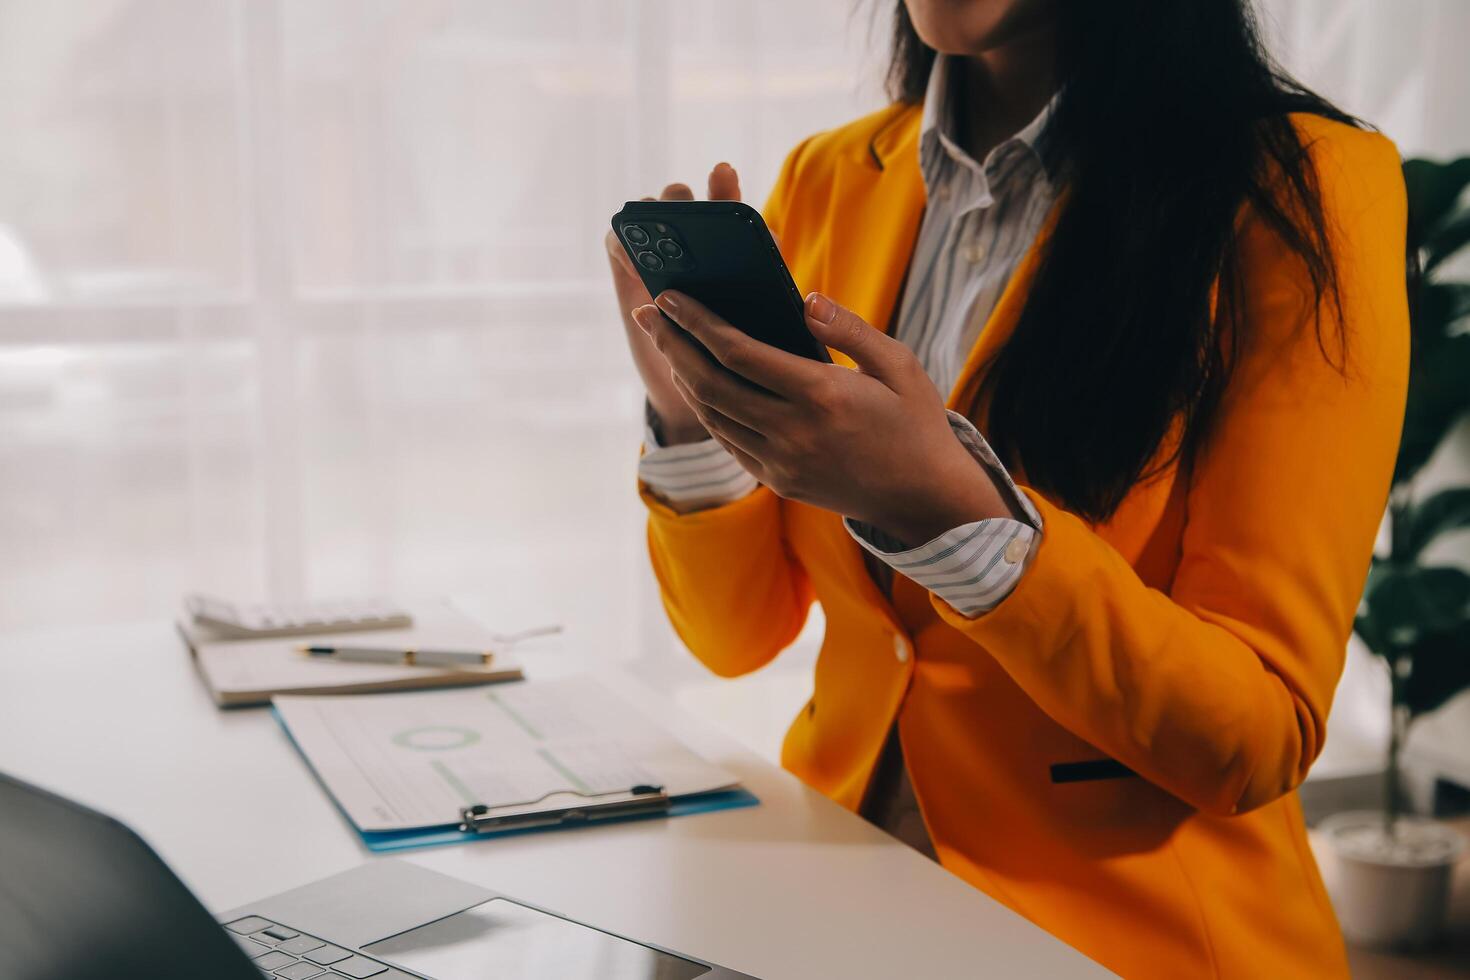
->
[224,916,419,980]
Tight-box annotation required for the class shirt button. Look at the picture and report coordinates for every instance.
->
[1004,536,1028,564]
[892,634,911,664]
[962,241,988,263]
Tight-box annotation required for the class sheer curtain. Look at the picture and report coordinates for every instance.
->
[1259,0,1470,159]
[3,1,1465,758]
[0,1,881,667]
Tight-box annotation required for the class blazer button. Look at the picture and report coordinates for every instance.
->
[892,634,911,664]
[1004,535,1027,564]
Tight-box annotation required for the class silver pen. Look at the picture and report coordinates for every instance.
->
[299,645,493,668]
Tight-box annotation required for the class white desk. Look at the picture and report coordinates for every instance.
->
[0,621,1113,979]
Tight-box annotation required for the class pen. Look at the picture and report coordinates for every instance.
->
[299,645,494,668]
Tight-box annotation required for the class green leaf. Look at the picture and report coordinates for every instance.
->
[1365,564,1470,647]
[1401,620,1470,717]
[1413,282,1470,347]
[1403,488,1470,558]
[1354,557,1391,652]
[1395,334,1470,483]
[1404,158,1470,241]
[1354,610,1391,660]
[1425,210,1470,274]
[1363,555,1390,596]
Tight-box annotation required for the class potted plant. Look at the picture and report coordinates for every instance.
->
[1321,156,1470,949]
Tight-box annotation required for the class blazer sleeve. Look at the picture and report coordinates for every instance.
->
[933,126,1410,816]
[640,136,822,677]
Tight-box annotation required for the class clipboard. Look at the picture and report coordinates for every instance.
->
[358,786,759,853]
[270,679,760,853]
[458,784,673,832]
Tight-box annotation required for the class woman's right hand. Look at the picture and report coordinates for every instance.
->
[605,163,742,446]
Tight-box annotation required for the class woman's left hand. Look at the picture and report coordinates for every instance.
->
[632,290,1016,545]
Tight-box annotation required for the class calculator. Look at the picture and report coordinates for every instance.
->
[186,594,414,639]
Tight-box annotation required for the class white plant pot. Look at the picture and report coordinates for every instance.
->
[1319,810,1466,949]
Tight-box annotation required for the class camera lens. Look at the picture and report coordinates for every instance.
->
[623,224,650,246]
[637,250,664,271]
[656,238,683,259]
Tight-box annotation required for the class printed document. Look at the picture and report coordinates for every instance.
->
[274,676,738,832]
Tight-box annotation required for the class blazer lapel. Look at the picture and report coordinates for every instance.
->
[815,102,1062,424]
[821,107,926,368]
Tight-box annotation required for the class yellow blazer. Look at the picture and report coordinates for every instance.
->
[641,105,1408,979]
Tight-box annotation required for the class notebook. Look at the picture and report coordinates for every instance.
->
[179,604,524,708]
[273,675,759,851]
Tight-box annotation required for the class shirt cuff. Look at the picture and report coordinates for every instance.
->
[844,411,1042,617]
[638,405,757,513]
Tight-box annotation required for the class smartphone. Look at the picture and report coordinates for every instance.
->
[610,200,832,363]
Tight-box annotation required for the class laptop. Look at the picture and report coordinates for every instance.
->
[0,771,758,980]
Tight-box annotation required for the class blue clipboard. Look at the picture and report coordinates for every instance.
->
[273,707,760,853]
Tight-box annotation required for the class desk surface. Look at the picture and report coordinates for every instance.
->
[0,620,1111,980]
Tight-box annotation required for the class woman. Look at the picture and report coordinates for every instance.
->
[604,1,1408,976]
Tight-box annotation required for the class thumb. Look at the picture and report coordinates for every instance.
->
[804,292,906,383]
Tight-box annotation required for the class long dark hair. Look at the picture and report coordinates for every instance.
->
[888,1,1363,522]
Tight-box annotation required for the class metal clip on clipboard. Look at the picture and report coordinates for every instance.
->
[457,784,670,834]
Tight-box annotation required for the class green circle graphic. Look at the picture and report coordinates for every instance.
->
[390,725,481,751]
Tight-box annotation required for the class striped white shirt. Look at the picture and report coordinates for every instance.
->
[640,55,1055,617]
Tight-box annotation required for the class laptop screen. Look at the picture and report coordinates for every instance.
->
[364,898,711,979]
[0,773,259,980]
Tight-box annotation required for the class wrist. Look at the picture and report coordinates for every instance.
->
[647,399,707,446]
[864,440,1012,545]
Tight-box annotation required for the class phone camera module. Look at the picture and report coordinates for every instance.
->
[623,224,651,246]
[656,238,683,259]
[636,250,665,271]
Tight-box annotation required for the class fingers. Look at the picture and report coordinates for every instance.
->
[648,165,739,204]
[652,291,820,400]
[708,429,767,480]
[632,305,782,430]
[604,228,636,277]
[708,162,741,201]
[803,292,914,388]
[669,373,768,461]
[651,164,741,204]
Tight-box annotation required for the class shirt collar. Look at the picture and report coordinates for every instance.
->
[919,54,1058,186]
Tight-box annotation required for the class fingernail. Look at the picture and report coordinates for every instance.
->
[655,291,681,315]
[806,292,835,323]
[715,161,733,173]
[632,305,657,333]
